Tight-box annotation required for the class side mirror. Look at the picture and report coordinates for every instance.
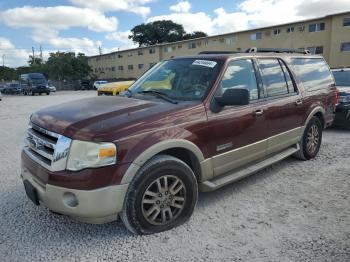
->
[211,88,250,113]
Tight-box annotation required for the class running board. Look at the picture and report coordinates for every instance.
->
[200,144,300,192]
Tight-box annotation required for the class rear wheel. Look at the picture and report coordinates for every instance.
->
[120,154,198,235]
[294,116,323,160]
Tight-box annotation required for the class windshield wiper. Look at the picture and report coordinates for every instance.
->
[137,90,178,104]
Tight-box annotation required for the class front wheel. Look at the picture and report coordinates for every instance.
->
[294,116,323,160]
[120,155,198,235]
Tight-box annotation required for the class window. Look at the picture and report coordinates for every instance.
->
[118,54,123,58]
[111,67,116,72]
[287,26,294,33]
[258,59,289,97]
[291,58,334,92]
[204,40,209,46]
[178,44,182,49]
[164,46,173,53]
[188,42,196,49]
[149,48,156,54]
[128,65,133,70]
[341,42,350,52]
[225,37,236,45]
[309,22,325,32]
[138,64,144,69]
[219,59,259,100]
[307,46,323,54]
[279,61,296,93]
[273,29,281,35]
[250,32,262,40]
[118,66,123,70]
[128,52,133,57]
[138,50,143,56]
[332,70,350,87]
[343,18,350,26]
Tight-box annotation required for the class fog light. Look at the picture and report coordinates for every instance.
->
[63,192,78,208]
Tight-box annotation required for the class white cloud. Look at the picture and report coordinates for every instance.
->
[147,12,214,34]
[0,37,31,67]
[0,6,117,32]
[70,0,154,17]
[147,0,350,35]
[170,1,191,13]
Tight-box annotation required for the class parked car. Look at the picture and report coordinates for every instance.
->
[3,83,22,94]
[0,91,2,101]
[20,73,50,96]
[21,49,337,234]
[97,81,134,96]
[93,80,108,90]
[48,85,56,92]
[79,80,93,90]
[332,68,350,129]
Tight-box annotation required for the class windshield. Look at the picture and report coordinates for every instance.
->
[332,70,350,86]
[129,58,223,101]
[30,77,46,85]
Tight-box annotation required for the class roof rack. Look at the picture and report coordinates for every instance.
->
[246,47,311,54]
[198,51,239,55]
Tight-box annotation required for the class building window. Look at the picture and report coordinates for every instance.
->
[118,66,123,70]
[128,52,133,57]
[138,64,144,69]
[137,50,143,56]
[273,29,281,35]
[118,54,123,58]
[250,32,262,40]
[225,37,236,45]
[178,44,182,49]
[149,48,156,54]
[287,26,294,33]
[111,67,116,71]
[164,46,173,53]
[188,42,196,49]
[307,46,323,54]
[204,40,209,46]
[309,22,325,32]
[341,42,350,52]
[128,65,133,70]
[343,18,350,26]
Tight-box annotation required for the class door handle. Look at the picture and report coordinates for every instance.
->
[295,99,303,106]
[253,109,264,116]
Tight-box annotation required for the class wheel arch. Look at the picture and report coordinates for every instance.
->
[121,139,206,184]
[303,106,326,133]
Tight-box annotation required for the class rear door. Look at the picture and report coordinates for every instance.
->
[256,58,304,155]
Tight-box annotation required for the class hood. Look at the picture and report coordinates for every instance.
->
[31,96,201,141]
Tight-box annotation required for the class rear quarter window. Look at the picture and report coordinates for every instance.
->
[291,58,334,92]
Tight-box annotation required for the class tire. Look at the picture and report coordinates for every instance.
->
[46,92,50,95]
[294,116,323,160]
[120,154,198,235]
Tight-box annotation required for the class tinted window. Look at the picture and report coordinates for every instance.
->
[332,70,350,86]
[291,58,334,91]
[258,59,288,97]
[279,61,296,93]
[219,59,259,100]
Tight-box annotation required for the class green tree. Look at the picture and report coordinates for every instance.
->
[0,66,17,81]
[129,20,207,46]
[183,31,208,40]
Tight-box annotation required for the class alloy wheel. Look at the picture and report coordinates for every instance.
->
[306,124,319,154]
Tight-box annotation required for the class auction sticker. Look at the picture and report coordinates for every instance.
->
[192,60,217,68]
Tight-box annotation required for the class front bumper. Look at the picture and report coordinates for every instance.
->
[21,166,129,224]
[334,103,350,128]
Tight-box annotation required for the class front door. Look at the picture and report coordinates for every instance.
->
[205,58,269,177]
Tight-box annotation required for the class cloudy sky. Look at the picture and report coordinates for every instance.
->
[0,0,349,67]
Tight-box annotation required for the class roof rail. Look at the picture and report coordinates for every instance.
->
[246,47,311,54]
[198,51,239,55]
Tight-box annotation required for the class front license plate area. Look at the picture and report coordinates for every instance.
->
[23,180,40,205]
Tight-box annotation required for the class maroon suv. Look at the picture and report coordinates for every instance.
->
[21,50,337,234]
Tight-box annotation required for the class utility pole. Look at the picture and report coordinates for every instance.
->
[32,47,35,64]
[40,45,43,62]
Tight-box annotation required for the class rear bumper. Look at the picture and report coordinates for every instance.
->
[21,166,129,224]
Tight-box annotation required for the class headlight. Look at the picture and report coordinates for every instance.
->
[67,140,117,171]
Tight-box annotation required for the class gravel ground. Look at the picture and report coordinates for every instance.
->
[0,91,349,262]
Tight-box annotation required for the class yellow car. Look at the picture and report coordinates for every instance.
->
[97,81,134,96]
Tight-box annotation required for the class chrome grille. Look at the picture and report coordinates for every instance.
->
[24,123,72,171]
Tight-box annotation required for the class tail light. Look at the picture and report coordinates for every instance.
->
[334,87,339,106]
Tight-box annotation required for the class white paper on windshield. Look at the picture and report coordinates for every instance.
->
[192,60,217,68]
